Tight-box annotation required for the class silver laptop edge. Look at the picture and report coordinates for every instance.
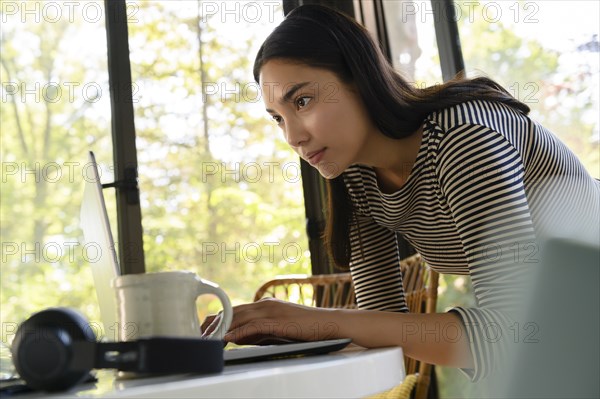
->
[80,151,120,341]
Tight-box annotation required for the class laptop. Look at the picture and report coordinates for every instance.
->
[80,151,120,340]
[80,151,351,360]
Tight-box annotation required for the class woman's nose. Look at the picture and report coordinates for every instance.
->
[284,120,310,148]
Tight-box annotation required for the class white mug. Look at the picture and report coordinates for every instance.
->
[111,271,232,341]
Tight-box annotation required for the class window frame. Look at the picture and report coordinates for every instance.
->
[103,0,145,274]
[105,0,464,275]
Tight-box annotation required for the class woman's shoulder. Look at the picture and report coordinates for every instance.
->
[425,99,531,133]
[341,165,376,216]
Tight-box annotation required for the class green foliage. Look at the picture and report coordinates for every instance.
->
[127,2,306,307]
[1,1,305,344]
[1,10,113,338]
[458,1,598,178]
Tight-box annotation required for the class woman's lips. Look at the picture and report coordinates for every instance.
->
[307,148,326,165]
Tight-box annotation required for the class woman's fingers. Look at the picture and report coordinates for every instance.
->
[224,299,330,343]
[201,314,216,331]
[227,299,279,329]
[203,299,338,343]
[201,313,220,337]
[201,300,274,338]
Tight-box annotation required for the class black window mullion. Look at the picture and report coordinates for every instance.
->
[104,0,145,274]
[431,0,465,81]
[372,0,392,62]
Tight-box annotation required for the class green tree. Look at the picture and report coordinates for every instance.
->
[127,2,308,316]
[1,9,112,336]
[1,1,308,341]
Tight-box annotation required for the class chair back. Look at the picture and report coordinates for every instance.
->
[253,273,356,309]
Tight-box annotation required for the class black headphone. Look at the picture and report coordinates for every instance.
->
[11,308,224,392]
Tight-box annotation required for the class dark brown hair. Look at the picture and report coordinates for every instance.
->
[253,5,529,269]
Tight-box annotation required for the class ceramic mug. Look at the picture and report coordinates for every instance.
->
[111,271,232,341]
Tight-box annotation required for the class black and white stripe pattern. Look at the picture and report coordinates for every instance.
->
[343,100,600,382]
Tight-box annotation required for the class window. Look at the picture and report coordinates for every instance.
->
[457,0,599,178]
[383,0,444,85]
[1,0,309,337]
[1,1,114,333]
[126,1,309,318]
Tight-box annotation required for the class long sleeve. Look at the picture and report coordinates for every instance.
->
[349,213,409,313]
[433,120,538,381]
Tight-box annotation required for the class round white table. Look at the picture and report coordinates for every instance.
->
[27,346,405,398]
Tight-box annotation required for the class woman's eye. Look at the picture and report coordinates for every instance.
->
[272,115,282,125]
[296,97,312,108]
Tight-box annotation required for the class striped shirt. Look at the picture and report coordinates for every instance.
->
[343,100,600,382]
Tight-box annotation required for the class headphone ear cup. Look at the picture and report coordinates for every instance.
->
[11,308,96,392]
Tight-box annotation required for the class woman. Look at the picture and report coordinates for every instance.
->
[203,5,600,382]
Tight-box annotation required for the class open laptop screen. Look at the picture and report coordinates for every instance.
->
[80,151,120,341]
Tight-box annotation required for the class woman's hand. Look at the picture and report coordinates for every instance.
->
[202,299,475,369]
[201,298,341,344]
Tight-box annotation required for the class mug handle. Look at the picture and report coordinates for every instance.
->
[196,279,233,340]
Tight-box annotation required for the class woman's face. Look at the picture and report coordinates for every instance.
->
[259,60,377,179]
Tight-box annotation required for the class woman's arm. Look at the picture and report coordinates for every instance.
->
[430,109,541,381]
[333,308,474,368]
[208,298,473,369]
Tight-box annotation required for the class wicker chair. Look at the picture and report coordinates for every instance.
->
[253,272,357,309]
[254,253,439,399]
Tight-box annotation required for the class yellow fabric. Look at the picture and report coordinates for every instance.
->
[365,373,418,399]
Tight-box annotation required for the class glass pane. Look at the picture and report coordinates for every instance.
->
[383,0,444,86]
[439,2,599,397]
[127,1,309,318]
[458,0,599,178]
[1,1,113,338]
